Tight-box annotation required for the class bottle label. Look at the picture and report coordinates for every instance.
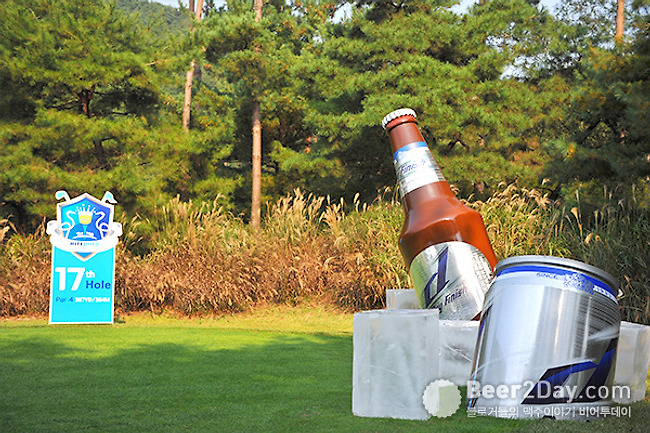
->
[393,141,445,197]
[409,241,493,320]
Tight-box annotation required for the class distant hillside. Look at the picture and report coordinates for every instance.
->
[116,0,189,37]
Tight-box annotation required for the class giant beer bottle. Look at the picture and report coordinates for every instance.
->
[382,108,497,320]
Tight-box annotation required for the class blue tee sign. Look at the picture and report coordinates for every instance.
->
[47,191,122,324]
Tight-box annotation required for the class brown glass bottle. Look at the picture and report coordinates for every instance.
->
[382,108,497,320]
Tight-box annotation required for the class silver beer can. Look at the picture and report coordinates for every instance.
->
[468,255,621,420]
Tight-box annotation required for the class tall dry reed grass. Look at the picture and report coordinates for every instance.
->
[112,189,403,314]
[470,183,571,258]
[0,220,50,315]
[558,188,650,324]
[1,185,648,323]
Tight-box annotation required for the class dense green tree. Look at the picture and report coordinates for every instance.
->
[535,0,648,77]
[556,0,646,47]
[200,0,346,214]
[542,0,649,205]
[116,0,189,37]
[0,0,159,121]
[282,0,562,200]
[0,0,234,229]
[3,0,645,231]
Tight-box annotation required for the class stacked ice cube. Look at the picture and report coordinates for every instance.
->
[352,309,440,420]
[385,289,479,387]
[613,321,650,404]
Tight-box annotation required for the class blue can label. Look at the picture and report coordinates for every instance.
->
[495,265,617,303]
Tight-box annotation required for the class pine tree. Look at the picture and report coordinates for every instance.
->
[182,0,205,132]
[0,0,167,228]
[542,0,649,203]
[287,0,560,199]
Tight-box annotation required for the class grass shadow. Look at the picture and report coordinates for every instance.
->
[0,325,647,433]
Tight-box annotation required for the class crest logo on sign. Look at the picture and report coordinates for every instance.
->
[59,196,111,241]
[48,191,120,261]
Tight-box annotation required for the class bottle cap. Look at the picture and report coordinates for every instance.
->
[381,108,417,130]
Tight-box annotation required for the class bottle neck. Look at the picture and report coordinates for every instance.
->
[386,116,426,154]
[386,115,448,199]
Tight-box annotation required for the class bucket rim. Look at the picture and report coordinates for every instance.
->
[495,255,619,291]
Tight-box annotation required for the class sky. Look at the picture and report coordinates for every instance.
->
[153,0,561,15]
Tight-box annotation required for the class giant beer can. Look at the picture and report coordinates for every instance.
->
[468,256,620,419]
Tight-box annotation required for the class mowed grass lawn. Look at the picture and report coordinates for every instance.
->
[1,306,648,433]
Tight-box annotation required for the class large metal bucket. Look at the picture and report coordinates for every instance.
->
[468,256,621,419]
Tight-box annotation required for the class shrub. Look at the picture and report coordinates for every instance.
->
[1,185,648,324]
